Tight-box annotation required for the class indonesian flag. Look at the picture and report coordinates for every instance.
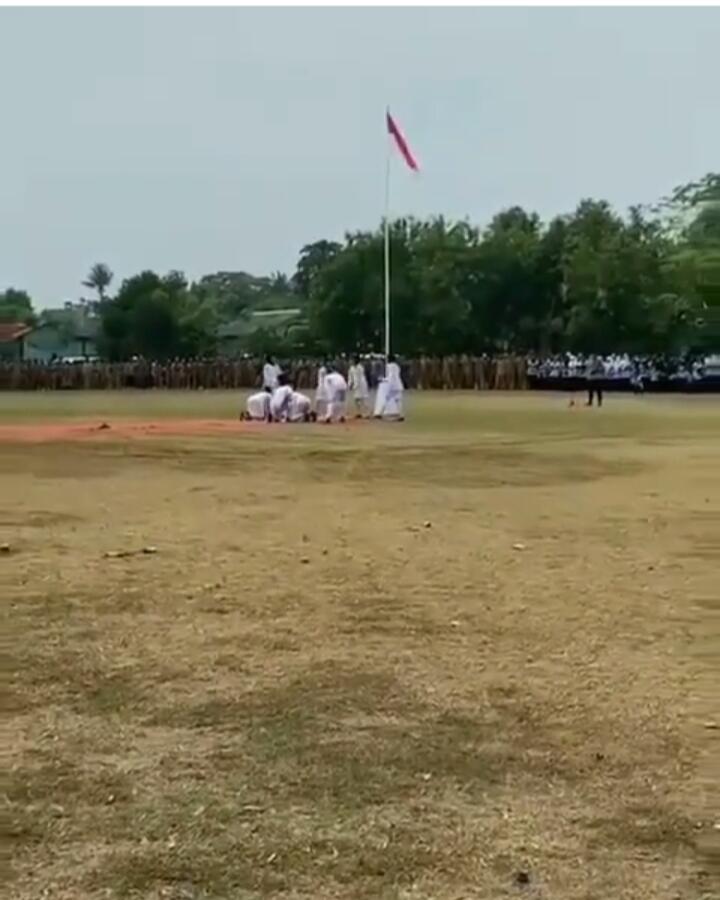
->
[386,110,419,172]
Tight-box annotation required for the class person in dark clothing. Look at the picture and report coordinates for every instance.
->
[586,355,605,406]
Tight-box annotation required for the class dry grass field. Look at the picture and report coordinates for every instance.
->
[2,390,719,900]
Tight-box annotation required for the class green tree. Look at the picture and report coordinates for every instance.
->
[88,174,717,361]
[0,288,35,324]
[99,270,217,360]
[307,218,481,355]
[294,240,342,299]
[405,217,477,354]
[559,201,672,353]
[464,207,543,351]
[534,215,572,352]
[269,271,291,294]
[659,173,720,351]
[308,231,383,353]
[82,263,114,305]
[193,270,297,320]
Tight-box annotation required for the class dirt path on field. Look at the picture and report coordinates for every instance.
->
[0,419,265,443]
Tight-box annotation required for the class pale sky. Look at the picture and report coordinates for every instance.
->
[2,7,718,307]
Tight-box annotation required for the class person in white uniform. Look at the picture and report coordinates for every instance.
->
[322,366,348,423]
[270,380,294,422]
[243,388,272,421]
[348,356,370,418]
[315,363,329,419]
[262,355,281,391]
[288,390,315,423]
[374,355,405,420]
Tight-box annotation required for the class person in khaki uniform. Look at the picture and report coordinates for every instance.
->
[474,355,486,390]
[494,355,509,390]
[462,353,477,391]
[441,356,452,390]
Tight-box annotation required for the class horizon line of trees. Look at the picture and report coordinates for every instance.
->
[2,173,717,360]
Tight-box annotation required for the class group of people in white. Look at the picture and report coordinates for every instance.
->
[527,353,708,384]
[242,355,405,424]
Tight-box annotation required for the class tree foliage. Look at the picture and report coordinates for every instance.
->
[293,240,342,299]
[0,288,35,325]
[24,173,717,360]
[98,270,219,360]
[300,181,718,356]
[192,270,299,320]
[82,263,114,305]
[658,173,720,351]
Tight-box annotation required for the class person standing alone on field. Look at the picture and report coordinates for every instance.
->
[262,355,281,391]
[586,355,605,407]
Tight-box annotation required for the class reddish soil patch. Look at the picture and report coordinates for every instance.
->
[0,419,266,444]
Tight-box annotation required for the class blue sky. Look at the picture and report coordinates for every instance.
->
[2,7,718,306]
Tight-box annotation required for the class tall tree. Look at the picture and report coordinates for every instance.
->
[660,173,720,351]
[82,173,717,360]
[269,271,292,295]
[98,270,217,360]
[0,288,35,324]
[559,200,670,353]
[465,208,543,351]
[82,263,114,305]
[293,240,342,299]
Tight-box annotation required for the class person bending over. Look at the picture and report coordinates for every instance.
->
[270,375,294,422]
[243,387,272,421]
[288,390,316,423]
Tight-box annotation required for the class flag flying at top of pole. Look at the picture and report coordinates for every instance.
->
[386,110,419,172]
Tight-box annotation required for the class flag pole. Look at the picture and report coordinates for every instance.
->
[384,108,391,361]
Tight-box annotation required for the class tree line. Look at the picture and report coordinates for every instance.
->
[2,173,717,360]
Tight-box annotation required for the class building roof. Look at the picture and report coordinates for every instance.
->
[217,308,304,339]
[37,308,99,339]
[0,322,33,343]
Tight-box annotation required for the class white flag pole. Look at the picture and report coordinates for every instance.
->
[384,107,391,361]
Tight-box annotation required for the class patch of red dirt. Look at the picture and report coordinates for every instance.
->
[0,419,267,444]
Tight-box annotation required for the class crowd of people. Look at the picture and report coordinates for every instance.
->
[527,353,715,394]
[0,352,715,393]
[242,355,405,423]
[0,354,528,391]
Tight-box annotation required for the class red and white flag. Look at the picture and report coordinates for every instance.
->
[386,110,419,172]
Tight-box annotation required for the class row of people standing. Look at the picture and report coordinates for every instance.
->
[528,353,708,383]
[0,354,527,392]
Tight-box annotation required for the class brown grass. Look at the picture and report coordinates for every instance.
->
[2,391,719,900]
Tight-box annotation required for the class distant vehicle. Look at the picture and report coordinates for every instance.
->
[58,355,100,365]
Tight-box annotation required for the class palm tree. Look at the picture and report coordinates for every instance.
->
[82,263,114,304]
[270,271,293,294]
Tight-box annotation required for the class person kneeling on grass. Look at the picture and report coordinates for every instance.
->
[322,365,348,423]
[288,390,316,423]
[242,387,272,421]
